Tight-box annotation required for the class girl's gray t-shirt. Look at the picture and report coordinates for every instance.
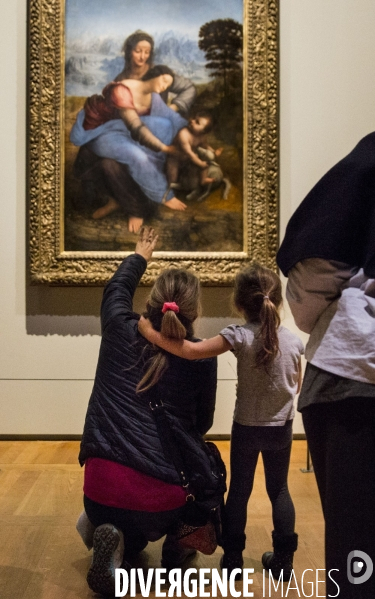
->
[220,324,304,426]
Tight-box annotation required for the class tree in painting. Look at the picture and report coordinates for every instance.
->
[199,19,243,96]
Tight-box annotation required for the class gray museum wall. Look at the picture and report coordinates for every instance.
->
[1,0,375,436]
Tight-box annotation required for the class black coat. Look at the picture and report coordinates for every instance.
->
[278,132,375,278]
[79,254,217,485]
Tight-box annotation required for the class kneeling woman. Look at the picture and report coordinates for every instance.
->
[78,228,217,596]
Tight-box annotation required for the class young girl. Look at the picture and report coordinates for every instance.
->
[139,264,304,578]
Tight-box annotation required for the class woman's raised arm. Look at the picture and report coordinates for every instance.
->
[101,228,157,332]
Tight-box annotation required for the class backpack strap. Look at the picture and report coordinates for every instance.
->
[147,395,195,502]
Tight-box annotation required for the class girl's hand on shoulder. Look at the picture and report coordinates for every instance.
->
[138,315,155,340]
[135,226,158,262]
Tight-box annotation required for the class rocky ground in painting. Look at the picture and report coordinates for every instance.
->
[65,187,242,252]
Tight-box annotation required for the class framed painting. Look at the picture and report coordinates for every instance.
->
[28,0,278,285]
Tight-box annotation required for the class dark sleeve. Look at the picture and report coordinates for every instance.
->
[100,253,147,332]
[195,357,218,436]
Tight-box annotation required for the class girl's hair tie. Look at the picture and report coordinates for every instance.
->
[161,301,180,314]
[263,295,270,300]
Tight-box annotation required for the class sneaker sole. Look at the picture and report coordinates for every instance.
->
[86,525,121,596]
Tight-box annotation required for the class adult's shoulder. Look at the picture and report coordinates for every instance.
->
[104,81,136,110]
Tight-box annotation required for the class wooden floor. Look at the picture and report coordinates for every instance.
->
[0,441,324,598]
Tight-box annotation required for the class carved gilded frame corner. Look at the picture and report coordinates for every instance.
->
[28,0,278,285]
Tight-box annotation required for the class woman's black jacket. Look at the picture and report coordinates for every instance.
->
[79,254,217,485]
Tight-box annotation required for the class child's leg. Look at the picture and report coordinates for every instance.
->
[261,422,297,578]
[262,442,295,536]
[224,422,259,549]
[166,155,180,184]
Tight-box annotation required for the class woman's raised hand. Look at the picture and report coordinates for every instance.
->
[135,226,158,262]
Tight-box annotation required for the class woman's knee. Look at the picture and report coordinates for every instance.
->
[101,158,123,176]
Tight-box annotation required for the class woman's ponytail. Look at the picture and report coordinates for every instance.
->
[160,310,187,340]
[136,269,200,393]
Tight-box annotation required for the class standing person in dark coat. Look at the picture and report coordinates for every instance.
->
[77,227,217,596]
[277,132,375,598]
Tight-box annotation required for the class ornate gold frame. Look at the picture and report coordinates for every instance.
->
[28,0,278,285]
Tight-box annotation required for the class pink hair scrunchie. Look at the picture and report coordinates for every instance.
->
[161,302,180,314]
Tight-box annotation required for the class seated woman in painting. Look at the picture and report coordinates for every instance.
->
[71,66,187,225]
[72,31,197,233]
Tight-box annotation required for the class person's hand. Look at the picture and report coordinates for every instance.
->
[169,104,179,112]
[138,315,155,340]
[164,197,187,211]
[135,226,158,262]
[162,144,179,155]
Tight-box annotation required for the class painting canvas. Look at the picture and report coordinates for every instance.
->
[28,0,278,285]
[64,0,244,252]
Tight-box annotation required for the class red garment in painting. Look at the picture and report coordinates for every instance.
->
[84,457,187,512]
[83,83,150,130]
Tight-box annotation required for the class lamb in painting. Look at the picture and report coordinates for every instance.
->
[188,146,232,202]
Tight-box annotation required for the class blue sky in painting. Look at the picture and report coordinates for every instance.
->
[65,0,243,96]
[66,0,242,39]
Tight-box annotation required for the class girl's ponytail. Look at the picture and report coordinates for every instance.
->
[234,264,283,370]
[257,295,281,368]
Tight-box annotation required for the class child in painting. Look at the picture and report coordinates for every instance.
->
[165,111,216,192]
[138,264,304,579]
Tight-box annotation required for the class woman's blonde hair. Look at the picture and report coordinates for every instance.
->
[234,263,282,369]
[137,269,200,393]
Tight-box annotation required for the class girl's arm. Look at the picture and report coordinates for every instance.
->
[138,316,231,359]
